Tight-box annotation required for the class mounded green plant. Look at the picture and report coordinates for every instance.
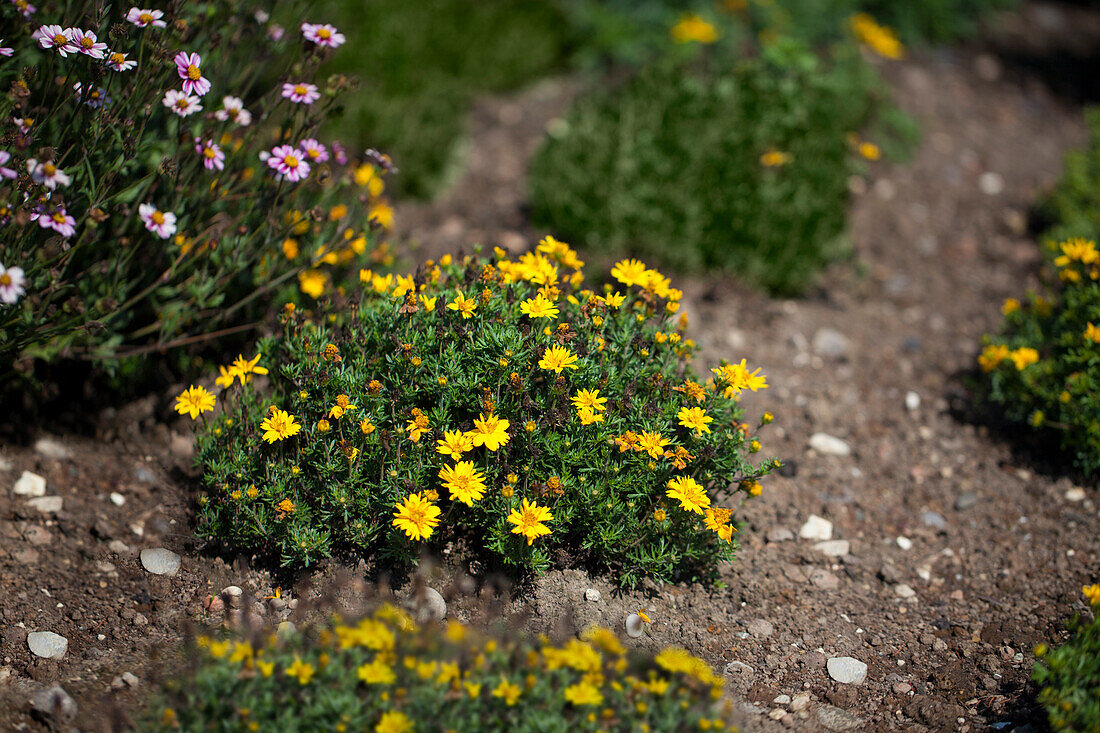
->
[0,0,391,384]
[1033,585,1100,732]
[529,39,899,294]
[187,241,777,587]
[144,605,734,732]
[1041,108,1100,246]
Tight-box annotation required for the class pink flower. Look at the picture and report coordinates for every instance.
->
[267,24,284,41]
[299,138,328,164]
[265,145,310,182]
[70,29,107,59]
[301,22,345,48]
[73,82,111,108]
[13,117,33,135]
[162,89,202,117]
[214,96,251,126]
[12,0,36,18]
[34,207,77,238]
[174,51,211,96]
[105,50,136,71]
[0,39,13,57]
[281,82,320,105]
[332,141,348,166]
[126,7,166,28]
[26,158,71,188]
[138,203,176,239]
[0,151,15,179]
[0,263,26,305]
[35,25,77,56]
[194,138,225,171]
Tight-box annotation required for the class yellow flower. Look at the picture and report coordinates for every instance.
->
[420,294,437,312]
[439,461,488,506]
[1085,323,1100,343]
[850,13,904,59]
[276,498,296,515]
[406,409,430,442]
[654,508,666,522]
[572,388,607,413]
[563,681,604,706]
[375,711,412,733]
[360,419,376,435]
[1001,298,1021,315]
[1054,238,1099,267]
[978,343,1010,372]
[760,149,792,167]
[284,656,315,685]
[259,407,302,443]
[1083,584,1100,607]
[256,660,274,678]
[174,385,215,419]
[603,291,626,308]
[610,259,648,287]
[520,293,560,319]
[215,365,238,389]
[229,353,269,383]
[1009,347,1039,371]
[468,413,511,451]
[671,14,718,43]
[392,492,441,540]
[316,418,331,433]
[328,394,358,419]
[711,359,768,397]
[666,476,710,515]
[635,431,671,458]
[858,141,881,160]
[436,430,474,460]
[507,498,553,545]
[577,406,604,425]
[357,658,396,685]
[298,269,326,298]
[447,291,477,319]
[492,678,522,706]
[677,406,713,435]
[539,345,579,373]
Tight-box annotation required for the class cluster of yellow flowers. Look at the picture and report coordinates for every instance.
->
[849,13,904,59]
[671,14,719,44]
[979,344,1040,373]
[1053,237,1099,284]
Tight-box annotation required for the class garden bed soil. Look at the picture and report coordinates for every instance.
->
[3,3,1100,730]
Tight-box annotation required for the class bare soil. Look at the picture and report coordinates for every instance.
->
[3,3,1100,731]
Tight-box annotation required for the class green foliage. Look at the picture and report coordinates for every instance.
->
[0,1,390,384]
[323,0,570,197]
[191,245,776,587]
[1033,596,1100,732]
[529,41,898,294]
[144,606,733,732]
[1042,108,1100,245]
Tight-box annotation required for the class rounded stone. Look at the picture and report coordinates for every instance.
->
[27,631,68,659]
[584,588,601,603]
[827,656,868,685]
[140,548,181,576]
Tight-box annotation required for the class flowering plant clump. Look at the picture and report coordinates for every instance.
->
[1032,585,1100,732]
[191,241,777,586]
[144,605,734,732]
[0,1,393,383]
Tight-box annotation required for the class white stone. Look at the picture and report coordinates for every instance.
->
[109,492,126,506]
[813,540,850,557]
[827,656,867,685]
[277,621,296,637]
[1065,487,1086,502]
[896,536,913,550]
[773,694,791,705]
[808,433,851,457]
[416,587,447,622]
[27,631,68,659]
[27,496,63,514]
[584,588,601,602]
[625,614,648,638]
[790,693,811,711]
[13,471,46,497]
[799,515,833,541]
[894,583,917,599]
[812,328,849,358]
[979,172,1004,196]
[905,391,921,411]
[34,438,72,460]
[140,548,181,576]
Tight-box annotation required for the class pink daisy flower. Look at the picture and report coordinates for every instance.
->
[301,22,345,48]
[281,82,319,105]
[299,138,328,164]
[34,207,77,238]
[265,145,310,182]
[70,29,107,59]
[73,82,111,108]
[267,25,284,42]
[0,40,13,57]
[0,262,25,305]
[0,151,15,179]
[214,96,251,126]
[138,203,176,239]
[194,138,225,171]
[105,50,136,71]
[162,89,202,117]
[26,158,70,188]
[13,0,36,18]
[35,25,77,56]
[13,117,33,135]
[174,51,211,97]
[332,141,348,166]
[126,7,166,28]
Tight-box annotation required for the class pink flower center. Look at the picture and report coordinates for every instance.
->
[187,64,201,81]
[284,155,300,168]
[294,85,307,96]
[52,34,68,45]
[152,211,165,225]
[0,274,11,287]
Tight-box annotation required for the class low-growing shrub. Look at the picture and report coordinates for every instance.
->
[145,605,734,731]
[1033,585,1100,732]
[187,241,777,587]
[1041,108,1100,246]
[529,40,897,294]
[0,1,391,384]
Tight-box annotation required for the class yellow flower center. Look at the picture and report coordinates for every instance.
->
[53,34,68,45]
[175,99,189,110]
[152,211,165,224]
[318,29,331,38]
[294,84,307,95]
[110,52,125,64]
[51,212,66,223]
[0,274,10,287]
[80,37,94,48]
[43,163,56,175]
[203,147,217,159]
[139,12,153,22]
[284,155,299,168]
[187,64,201,80]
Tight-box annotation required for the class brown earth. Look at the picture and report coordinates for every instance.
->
[3,2,1100,731]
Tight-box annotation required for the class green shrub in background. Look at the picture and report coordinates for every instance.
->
[322,0,570,197]
[529,40,904,294]
[187,243,776,587]
[0,1,391,385]
[1033,585,1100,732]
[145,605,733,731]
[1041,109,1100,246]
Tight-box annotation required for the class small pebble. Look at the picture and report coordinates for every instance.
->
[108,540,131,554]
[584,588,601,603]
[34,438,73,461]
[725,660,754,676]
[921,511,946,529]
[414,587,447,622]
[809,569,840,590]
[896,536,912,550]
[747,619,774,638]
[140,548,181,576]
[799,515,833,541]
[773,694,791,706]
[110,492,126,506]
[894,584,917,599]
[27,496,63,514]
[222,585,244,608]
[27,631,68,659]
[954,492,980,511]
[132,613,149,627]
[1065,487,1086,502]
[905,391,921,411]
[827,656,868,685]
[979,172,1004,196]
[30,685,76,722]
[812,328,849,359]
[813,540,850,558]
[790,693,811,711]
[13,471,46,497]
[625,614,647,638]
[808,433,851,457]
[277,621,296,637]
[767,527,795,543]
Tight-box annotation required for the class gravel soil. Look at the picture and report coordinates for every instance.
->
[2,3,1099,730]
